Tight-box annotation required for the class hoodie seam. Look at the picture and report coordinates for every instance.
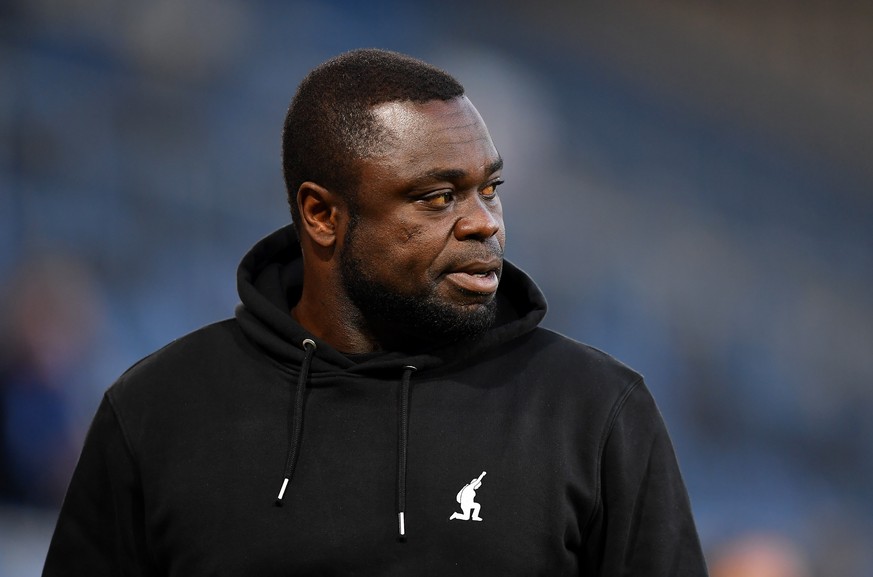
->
[251,346,383,382]
[106,387,141,479]
[579,376,643,543]
[104,388,160,570]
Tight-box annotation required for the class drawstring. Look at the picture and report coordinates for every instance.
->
[275,338,317,505]
[397,365,416,538]
[274,346,417,538]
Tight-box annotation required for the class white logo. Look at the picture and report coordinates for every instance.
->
[449,471,486,522]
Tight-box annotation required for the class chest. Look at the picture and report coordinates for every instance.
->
[138,375,599,575]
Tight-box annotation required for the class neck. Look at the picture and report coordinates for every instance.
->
[291,296,450,355]
[291,297,381,355]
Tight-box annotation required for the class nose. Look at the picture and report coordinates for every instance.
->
[453,195,502,240]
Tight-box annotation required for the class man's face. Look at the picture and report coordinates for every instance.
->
[338,96,505,346]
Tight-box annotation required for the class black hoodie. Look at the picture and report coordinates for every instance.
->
[44,225,708,576]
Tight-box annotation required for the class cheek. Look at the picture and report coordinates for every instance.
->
[397,222,425,243]
[384,224,446,284]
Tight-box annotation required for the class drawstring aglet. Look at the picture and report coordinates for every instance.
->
[398,512,406,538]
[277,477,290,501]
[275,477,290,506]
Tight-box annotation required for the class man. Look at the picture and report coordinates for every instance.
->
[44,49,708,575]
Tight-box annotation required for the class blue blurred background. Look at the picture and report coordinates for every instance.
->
[2,1,872,575]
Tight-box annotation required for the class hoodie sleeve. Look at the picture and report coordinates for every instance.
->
[583,379,708,576]
[43,393,156,577]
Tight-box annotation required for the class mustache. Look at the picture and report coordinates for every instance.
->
[442,240,504,270]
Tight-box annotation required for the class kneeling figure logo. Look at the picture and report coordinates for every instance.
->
[449,471,486,522]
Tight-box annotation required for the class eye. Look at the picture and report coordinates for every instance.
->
[420,191,454,208]
[480,179,504,199]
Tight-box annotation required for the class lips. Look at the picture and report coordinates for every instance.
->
[444,261,502,294]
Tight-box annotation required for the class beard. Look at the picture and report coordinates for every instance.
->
[339,217,499,349]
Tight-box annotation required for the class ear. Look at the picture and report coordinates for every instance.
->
[297,181,341,248]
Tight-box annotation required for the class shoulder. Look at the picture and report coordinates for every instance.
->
[106,319,258,409]
[508,326,643,387]
[103,319,280,453]
[523,330,672,446]
[477,326,645,422]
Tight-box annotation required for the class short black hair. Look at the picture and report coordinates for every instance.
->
[281,48,465,227]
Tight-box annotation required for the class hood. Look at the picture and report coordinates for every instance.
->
[235,224,547,374]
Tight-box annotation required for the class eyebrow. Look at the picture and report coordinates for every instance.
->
[487,157,504,175]
[420,157,504,183]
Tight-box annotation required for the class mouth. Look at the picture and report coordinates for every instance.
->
[444,262,502,295]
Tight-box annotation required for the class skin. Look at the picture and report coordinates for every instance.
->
[292,95,505,353]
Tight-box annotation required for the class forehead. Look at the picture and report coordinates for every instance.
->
[366,96,499,178]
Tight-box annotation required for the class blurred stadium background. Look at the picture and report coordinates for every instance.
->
[2,1,872,575]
